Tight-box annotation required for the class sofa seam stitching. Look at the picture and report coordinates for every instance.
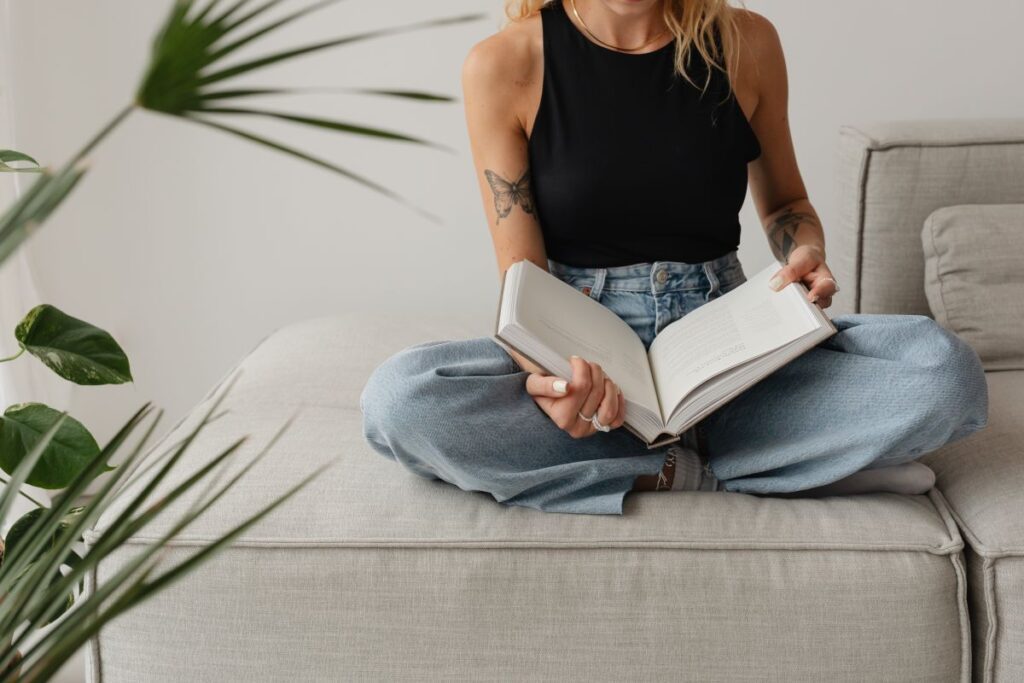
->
[932,489,1019,558]
[982,556,998,682]
[852,138,1024,152]
[853,146,872,312]
[99,538,965,555]
[950,550,971,683]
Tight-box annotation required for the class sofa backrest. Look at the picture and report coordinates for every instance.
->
[831,119,1024,316]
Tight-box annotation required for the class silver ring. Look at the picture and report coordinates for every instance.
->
[577,410,611,432]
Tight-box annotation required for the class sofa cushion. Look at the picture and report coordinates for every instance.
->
[86,313,972,682]
[922,204,1024,371]
[832,120,1024,317]
[923,370,1024,682]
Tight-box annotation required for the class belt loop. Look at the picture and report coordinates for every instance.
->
[590,268,607,300]
[702,262,720,297]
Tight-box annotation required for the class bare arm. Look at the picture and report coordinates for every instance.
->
[461,32,627,437]
[741,12,826,264]
[462,35,549,375]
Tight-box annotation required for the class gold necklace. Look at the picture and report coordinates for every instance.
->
[569,0,670,53]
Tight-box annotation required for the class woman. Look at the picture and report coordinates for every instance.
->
[359,0,989,515]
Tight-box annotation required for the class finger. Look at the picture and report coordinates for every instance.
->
[564,402,595,439]
[612,387,627,428]
[525,372,571,398]
[572,413,597,439]
[562,356,596,437]
[595,378,618,428]
[578,360,606,423]
[817,295,833,309]
[805,277,839,303]
[768,250,820,292]
[768,263,796,291]
[568,356,593,411]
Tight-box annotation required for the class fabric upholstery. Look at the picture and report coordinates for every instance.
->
[921,204,1024,371]
[86,312,971,682]
[831,119,1024,317]
[836,119,1024,682]
[923,371,1024,683]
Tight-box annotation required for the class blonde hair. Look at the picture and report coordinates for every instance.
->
[503,0,747,104]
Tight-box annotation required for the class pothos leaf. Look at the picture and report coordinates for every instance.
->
[15,304,132,385]
[0,404,105,489]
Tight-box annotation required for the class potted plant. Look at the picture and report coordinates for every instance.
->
[0,1,483,679]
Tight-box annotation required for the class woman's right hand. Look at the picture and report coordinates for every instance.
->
[524,355,627,438]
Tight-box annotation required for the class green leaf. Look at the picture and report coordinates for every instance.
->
[14,304,132,385]
[0,372,330,679]
[3,507,84,566]
[192,106,452,149]
[0,163,89,267]
[197,86,457,103]
[127,0,480,223]
[192,14,486,89]
[0,405,157,649]
[0,404,102,489]
[0,413,65,531]
[349,87,456,102]
[183,114,441,224]
[2,507,84,626]
[0,150,42,173]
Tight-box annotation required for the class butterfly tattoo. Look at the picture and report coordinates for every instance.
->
[484,168,535,223]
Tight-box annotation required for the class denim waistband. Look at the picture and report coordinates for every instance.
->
[546,250,742,294]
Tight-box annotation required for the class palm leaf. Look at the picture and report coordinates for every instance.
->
[0,2,483,271]
[198,85,456,103]
[181,113,441,223]
[0,373,333,679]
[14,461,330,682]
[135,0,485,222]
[0,162,90,266]
[192,106,454,150]
[0,405,155,646]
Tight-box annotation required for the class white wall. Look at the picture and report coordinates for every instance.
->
[6,0,1024,443]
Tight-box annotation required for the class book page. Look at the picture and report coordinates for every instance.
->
[501,260,662,419]
[647,262,819,421]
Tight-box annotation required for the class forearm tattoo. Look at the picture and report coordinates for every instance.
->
[484,167,535,224]
[767,208,821,263]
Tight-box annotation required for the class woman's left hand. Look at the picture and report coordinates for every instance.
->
[767,244,839,309]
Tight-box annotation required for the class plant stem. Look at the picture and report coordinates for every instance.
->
[0,476,47,508]
[0,348,24,363]
[66,103,136,167]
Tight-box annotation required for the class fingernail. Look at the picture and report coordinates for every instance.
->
[553,379,568,393]
[768,275,783,290]
[570,354,581,361]
[809,294,819,303]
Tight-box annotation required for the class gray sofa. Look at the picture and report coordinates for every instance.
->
[85,120,1023,682]
[831,119,1024,683]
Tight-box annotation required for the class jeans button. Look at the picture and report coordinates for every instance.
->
[656,269,668,284]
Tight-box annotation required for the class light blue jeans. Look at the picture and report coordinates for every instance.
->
[359,250,989,515]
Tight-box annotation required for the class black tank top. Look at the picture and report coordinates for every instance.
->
[528,0,761,267]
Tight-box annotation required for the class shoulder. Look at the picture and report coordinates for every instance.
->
[729,8,787,92]
[461,13,540,91]
[731,7,781,54]
[462,13,543,131]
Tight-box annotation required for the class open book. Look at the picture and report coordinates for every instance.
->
[493,259,838,448]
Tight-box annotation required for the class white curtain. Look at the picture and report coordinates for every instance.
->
[0,0,52,408]
[0,1,70,514]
